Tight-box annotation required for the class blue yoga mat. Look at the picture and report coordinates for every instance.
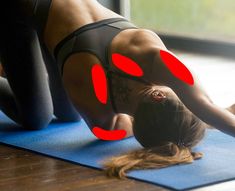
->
[1,111,235,191]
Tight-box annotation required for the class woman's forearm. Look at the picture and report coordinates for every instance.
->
[189,95,235,136]
[174,81,235,137]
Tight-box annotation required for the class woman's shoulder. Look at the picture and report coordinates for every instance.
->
[123,28,164,47]
[111,27,165,59]
[110,27,165,77]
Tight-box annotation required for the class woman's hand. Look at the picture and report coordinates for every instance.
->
[113,114,134,138]
[226,104,235,115]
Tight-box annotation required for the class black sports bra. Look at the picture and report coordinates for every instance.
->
[54,18,152,113]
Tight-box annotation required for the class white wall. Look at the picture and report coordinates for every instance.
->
[97,0,113,9]
[120,0,130,20]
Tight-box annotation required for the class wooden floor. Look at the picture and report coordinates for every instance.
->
[1,51,235,191]
[0,144,168,191]
[2,144,235,191]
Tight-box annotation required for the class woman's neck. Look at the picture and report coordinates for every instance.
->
[111,75,148,116]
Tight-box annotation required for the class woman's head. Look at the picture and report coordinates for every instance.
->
[133,85,205,148]
[102,85,206,179]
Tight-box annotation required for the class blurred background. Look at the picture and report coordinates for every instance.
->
[130,0,235,42]
[98,0,235,57]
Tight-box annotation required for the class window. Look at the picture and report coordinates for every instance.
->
[130,0,235,43]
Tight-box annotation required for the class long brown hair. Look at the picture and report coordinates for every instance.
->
[101,86,206,179]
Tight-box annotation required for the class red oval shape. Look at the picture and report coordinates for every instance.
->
[92,126,127,141]
[159,50,194,85]
[112,53,144,77]
[91,64,108,104]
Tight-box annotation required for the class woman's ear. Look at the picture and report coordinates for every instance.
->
[151,90,166,102]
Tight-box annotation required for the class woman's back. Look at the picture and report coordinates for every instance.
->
[44,0,124,52]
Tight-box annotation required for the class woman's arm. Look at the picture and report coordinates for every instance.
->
[151,49,235,137]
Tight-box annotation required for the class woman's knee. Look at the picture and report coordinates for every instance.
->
[21,109,53,130]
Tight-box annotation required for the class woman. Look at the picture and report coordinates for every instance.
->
[1,0,235,178]
[0,64,3,76]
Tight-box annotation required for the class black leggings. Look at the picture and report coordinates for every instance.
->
[0,1,81,130]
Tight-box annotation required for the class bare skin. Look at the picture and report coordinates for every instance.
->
[43,0,235,138]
